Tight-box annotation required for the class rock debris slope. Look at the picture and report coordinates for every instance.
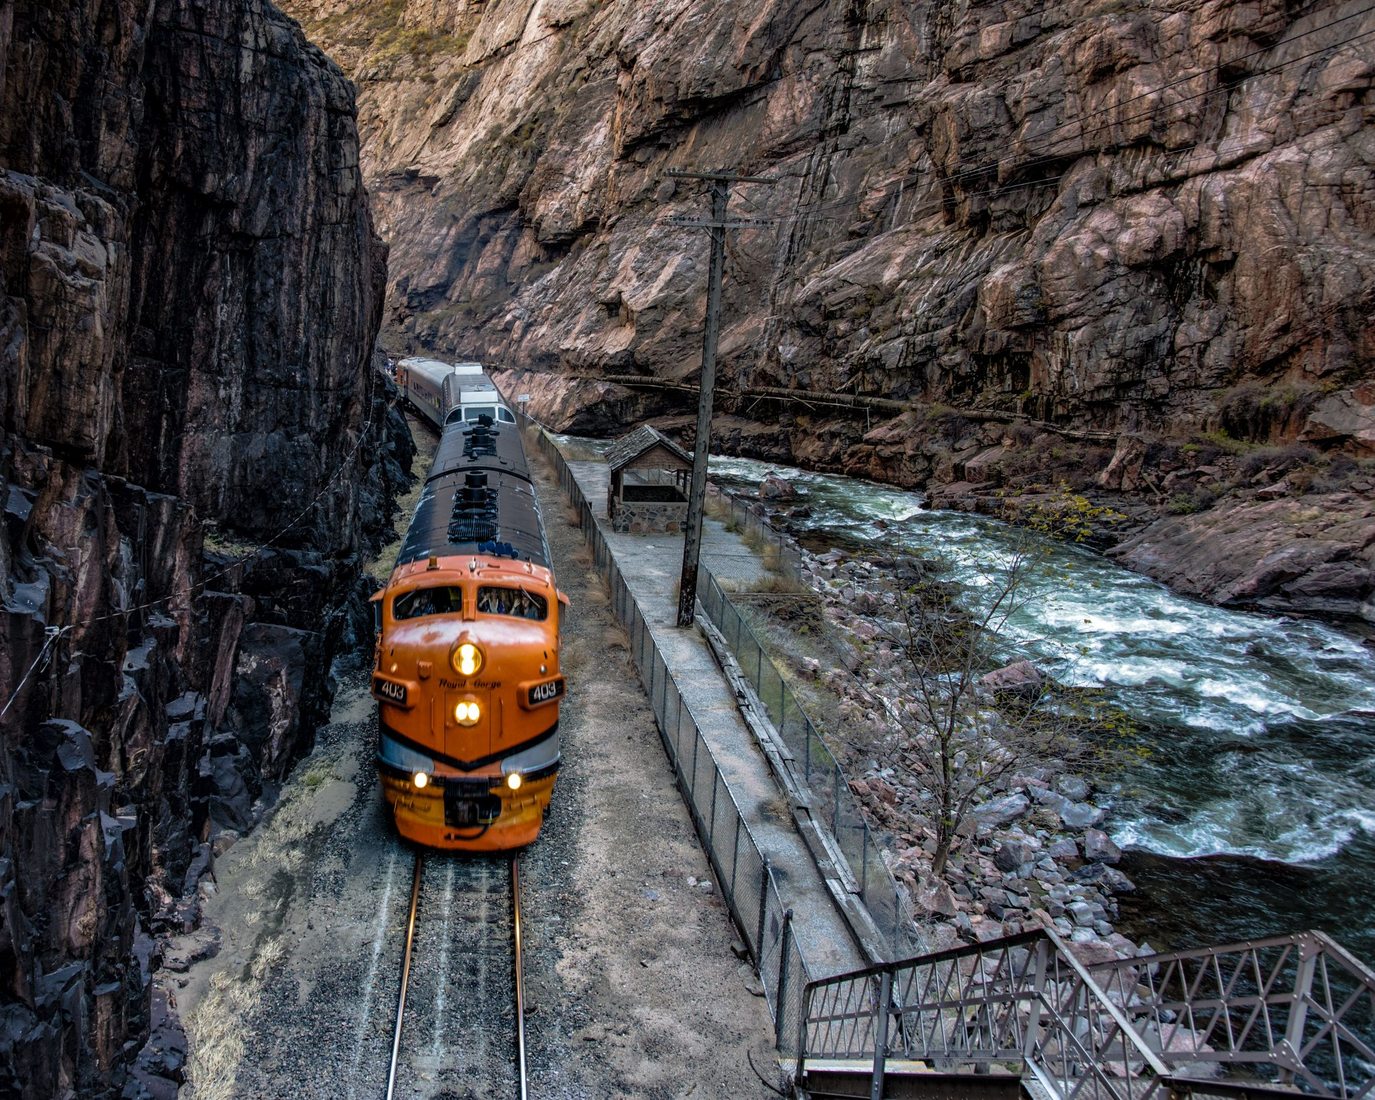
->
[283,0,1374,619]
[0,1,406,1095]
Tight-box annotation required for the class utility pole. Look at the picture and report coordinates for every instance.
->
[667,168,775,627]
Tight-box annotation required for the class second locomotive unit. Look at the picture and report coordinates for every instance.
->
[372,364,565,850]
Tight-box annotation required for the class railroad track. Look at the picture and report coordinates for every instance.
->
[384,853,528,1099]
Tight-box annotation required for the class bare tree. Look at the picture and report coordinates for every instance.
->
[849,541,1126,878]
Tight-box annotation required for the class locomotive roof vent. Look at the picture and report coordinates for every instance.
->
[463,423,499,458]
[448,473,500,544]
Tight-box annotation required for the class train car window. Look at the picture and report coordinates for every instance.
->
[476,586,547,620]
[393,586,464,620]
[464,406,497,421]
[496,408,516,423]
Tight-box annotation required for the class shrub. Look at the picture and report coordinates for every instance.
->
[1216,379,1323,442]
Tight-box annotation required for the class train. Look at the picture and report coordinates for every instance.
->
[372,360,565,850]
[395,357,517,430]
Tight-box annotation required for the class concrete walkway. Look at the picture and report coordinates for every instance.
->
[565,460,864,980]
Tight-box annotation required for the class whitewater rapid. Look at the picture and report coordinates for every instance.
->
[707,456,1375,870]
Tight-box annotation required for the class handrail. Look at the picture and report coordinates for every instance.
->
[1086,931,1375,1100]
[798,927,1374,1100]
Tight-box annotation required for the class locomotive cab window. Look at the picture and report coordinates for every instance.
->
[464,405,497,422]
[393,585,464,620]
[476,586,547,620]
[496,407,515,423]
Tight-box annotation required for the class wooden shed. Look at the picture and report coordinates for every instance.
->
[606,425,693,533]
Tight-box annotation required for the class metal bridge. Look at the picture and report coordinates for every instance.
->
[795,927,1374,1100]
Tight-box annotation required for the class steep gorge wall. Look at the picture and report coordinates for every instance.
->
[0,1,407,1095]
[285,0,1372,437]
[284,0,1375,621]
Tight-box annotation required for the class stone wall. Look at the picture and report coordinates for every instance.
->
[0,2,407,1096]
[610,500,688,535]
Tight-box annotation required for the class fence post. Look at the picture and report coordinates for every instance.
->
[708,771,720,845]
[860,824,870,896]
[756,857,771,953]
[833,767,841,836]
[1280,935,1319,1083]
[673,692,683,764]
[892,887,900,959]
[730,814,741,898]
[870,970,892,1100]
[658,657,668,722]
[690,724,701,798]
[1022,938,1048,1063]
[776,909,795,1038]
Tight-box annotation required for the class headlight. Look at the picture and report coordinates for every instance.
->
[506,772,523,791]
[453,642,483,677]
[454,701,481,726]
[413,771,430,790]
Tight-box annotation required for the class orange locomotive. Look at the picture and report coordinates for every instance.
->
[371,396,566,850]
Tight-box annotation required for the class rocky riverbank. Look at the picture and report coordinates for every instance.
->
[758,546,1158,964]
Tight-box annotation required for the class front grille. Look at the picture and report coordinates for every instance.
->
[442,779,501,827]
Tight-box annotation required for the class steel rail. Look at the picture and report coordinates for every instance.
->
[511,857,528,1100]
[385,852,424,1100]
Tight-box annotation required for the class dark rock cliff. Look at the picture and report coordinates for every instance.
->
[0,1,407,1096]
[283,0,1374,623]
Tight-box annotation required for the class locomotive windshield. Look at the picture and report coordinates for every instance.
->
[393,585,463,620]
[476,586,547,620]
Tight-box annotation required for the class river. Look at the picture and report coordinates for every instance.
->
[704,455,1375,962]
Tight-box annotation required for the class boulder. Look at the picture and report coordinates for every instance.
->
[1098,435,1151,492]
[1061,801,1107,828]
[980,660,1044,694]
[759,473,797,501]
[1046,837,1081,862]
[972,793,1030,827]
[911,878,959,919]
[994,840,1035,873]
[1083,828,1122,864]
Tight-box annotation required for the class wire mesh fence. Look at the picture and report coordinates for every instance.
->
[524,421,815,1051]
[715,492,804,581]
[697,567,912,960]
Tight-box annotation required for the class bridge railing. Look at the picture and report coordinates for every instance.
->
[799,926,1374,1100]
[1086,931,1375,1100]
[799,928,1174,1100]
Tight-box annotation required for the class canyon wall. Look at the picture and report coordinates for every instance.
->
[0,1,406,1095]
[282,0,1375,622]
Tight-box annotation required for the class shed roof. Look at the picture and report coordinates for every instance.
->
[605,425,693,473]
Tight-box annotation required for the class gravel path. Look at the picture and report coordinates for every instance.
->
[170,436,781,1099]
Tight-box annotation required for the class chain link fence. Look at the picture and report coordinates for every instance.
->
[698,568,912,960]
[524,420,814,1054]
[712,491,804,579]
